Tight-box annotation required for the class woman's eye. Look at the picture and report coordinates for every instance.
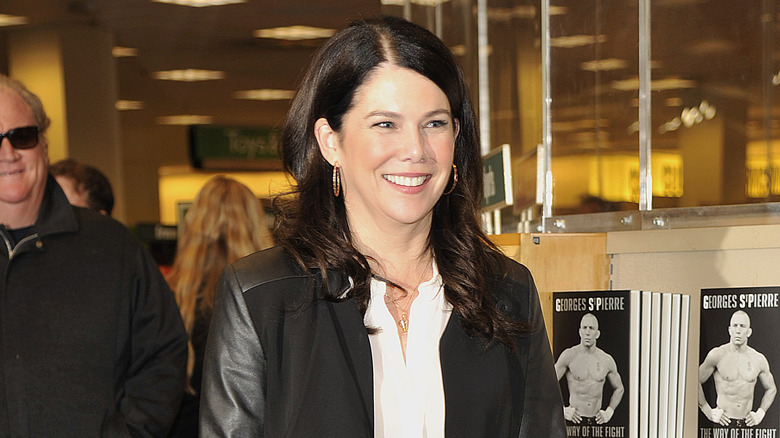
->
[427,120,449,128]
[374,121,394,128]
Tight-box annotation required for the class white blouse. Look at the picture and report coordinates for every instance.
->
[363,262,453,438]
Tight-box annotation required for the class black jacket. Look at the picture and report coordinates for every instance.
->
[201,246,566,437]
[0,176,188,437]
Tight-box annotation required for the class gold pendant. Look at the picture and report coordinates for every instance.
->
[398,313,409,332]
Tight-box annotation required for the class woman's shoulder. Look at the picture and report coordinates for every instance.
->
[227,246,310,295]
[488,252,533,288]
[486,252,537,321]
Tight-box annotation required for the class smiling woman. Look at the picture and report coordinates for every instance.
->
[200,16,566,438]
[315,64,456,232]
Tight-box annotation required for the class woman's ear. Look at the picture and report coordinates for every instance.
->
[314,117,339,166]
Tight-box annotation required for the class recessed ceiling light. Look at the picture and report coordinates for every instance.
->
[581,58,628,72]
[665,97,683,107]
[611,77,696,91]
[488,5,536,20]
[253,26,335,41]
[233,89,295,101]
[115,100,144,110]
[112,46,139,57]
[156,115,214,125]
[549,6,568,15]
[550,35,607,49]
[152,0,245,7]
[449,45,466,56]
[153,69,225,82]
[0,14,28,27]
[447,44,492,56]
[380,0,450,5]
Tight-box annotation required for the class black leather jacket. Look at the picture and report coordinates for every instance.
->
[201,246,566,437]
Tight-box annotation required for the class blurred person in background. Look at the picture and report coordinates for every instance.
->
[165,175,273,437]
[50,157,114,215]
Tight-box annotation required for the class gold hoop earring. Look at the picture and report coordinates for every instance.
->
[332,164,341,197]
[443,164,458,195]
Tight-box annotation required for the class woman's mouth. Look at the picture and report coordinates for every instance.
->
[383,174,430,187]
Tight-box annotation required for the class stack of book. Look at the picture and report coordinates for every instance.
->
[552,290,690,438]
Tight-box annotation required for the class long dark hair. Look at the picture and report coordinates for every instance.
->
[275,16,521,345]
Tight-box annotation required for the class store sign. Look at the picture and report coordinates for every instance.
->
[189,125,282,170]
[482,144,514,210]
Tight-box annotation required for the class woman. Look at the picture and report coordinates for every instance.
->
[201,16,565,437]
[166,176,273,437]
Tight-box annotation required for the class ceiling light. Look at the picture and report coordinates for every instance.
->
[449,45,466,56]
[685,39,737,56]
[152,0,245,7]
[581,58,628,72]
[550,34,606,49]
[115,100,144,110]
[0,14,28,27]
[658,117,682,134]
[233,89,295,101]
[253,26,335,41]
[156,115,214,125]
[665,97,683,107]
[112,46,139,57]
[549,6,568,15]
[380,0,450,5]
[153,69,225,82]
[611,77,696,91]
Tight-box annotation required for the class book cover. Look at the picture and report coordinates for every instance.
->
[698,287,780,437]
[553,290,633,438]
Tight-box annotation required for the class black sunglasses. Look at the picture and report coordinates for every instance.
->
[0,126,39,150]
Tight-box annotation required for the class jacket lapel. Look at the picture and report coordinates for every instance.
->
[325,275,374,435]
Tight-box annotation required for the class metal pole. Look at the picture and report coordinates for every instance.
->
[541,0,553,225]
[638,0,653,210]
[477,0,491,155]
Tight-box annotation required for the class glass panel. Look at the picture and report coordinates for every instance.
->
[548,0,640,216]
[486,0,544,232]
[386,0,780,232]
[651,0,777,208]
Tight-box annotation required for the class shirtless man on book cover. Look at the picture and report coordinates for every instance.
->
[699,310,777,427]
[555,313,625,425]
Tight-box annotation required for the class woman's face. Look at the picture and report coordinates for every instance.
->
[316,64,458,234]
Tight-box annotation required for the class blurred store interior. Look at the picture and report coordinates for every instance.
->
[1,0,779,238]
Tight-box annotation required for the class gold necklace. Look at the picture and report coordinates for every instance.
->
[384,291,411,333]
[372,272,417,333]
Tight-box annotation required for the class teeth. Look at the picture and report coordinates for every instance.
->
[384,174,427,187]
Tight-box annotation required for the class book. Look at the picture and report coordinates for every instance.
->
[648,292,661,438]
[553,290,635,438]
[675,294,690,438]
[666,293,682,437]
[639,291,652,438]
[698,287,780,436]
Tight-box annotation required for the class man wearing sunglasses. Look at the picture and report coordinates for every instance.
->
[0,75,187,437]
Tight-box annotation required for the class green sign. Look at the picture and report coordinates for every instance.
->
[189,125,282,170]
[482,144,514,210]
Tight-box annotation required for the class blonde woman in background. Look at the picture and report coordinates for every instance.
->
[166,176,273,437]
